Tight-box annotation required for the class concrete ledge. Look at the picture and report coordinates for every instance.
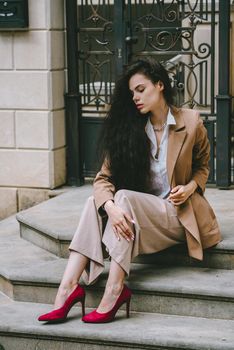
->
[16,186,93,257]
[134,244,234,270]
[1,241,234,319]
[16,187,234,267]
[0,300,234,350]
[1,216,234,321]
[16,186,93,239]
[19,223,69,257]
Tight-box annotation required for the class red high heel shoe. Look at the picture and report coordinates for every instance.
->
[82,284,132,323]
[38,284,85,322]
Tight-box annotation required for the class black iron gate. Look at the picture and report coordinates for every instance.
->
[65,0,233,188]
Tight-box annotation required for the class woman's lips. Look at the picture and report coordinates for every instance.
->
[136,104,144,110]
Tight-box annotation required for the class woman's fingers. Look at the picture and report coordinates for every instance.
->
[109,207,135,242]
[124,214,135,239]
[170,192,186,202]
[169,185,193,205]
[171,197,187,205]
[170,185,180,193]
[113,218,134,242]
[170,190,183,199]
[117,216,134,234]
[118,221,134,241]
[169,186,185,199]
[115,225,131,241]
[112,225,121,241]
[172,201,184,205]
[125,213,136,225]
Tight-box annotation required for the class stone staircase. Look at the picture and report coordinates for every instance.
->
[0,186,234,349]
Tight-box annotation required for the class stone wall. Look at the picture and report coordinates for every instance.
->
[0,0,66,219]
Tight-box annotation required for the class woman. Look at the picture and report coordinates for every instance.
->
[38,57,221,324]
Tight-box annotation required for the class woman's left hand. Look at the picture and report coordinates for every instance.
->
[168,180,197,206]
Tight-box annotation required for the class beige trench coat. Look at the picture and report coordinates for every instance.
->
[93,107,221,261]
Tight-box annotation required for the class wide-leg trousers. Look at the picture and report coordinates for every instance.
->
[69,189,186,285]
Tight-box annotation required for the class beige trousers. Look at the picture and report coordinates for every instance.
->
[69,189,185,285]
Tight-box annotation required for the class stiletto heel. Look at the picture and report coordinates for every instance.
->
[126,297,131,318]
[81,295,86,317]
[38,284,85,322]
[82,284,132,323]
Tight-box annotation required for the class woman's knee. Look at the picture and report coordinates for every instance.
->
[87,195,95,202]
[114,189,132,203]
[85,195,96,208]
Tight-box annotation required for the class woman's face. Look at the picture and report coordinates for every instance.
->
[129,73,165,114]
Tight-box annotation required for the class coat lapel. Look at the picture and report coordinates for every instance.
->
[167,107,203,260]
[167,107,187,185]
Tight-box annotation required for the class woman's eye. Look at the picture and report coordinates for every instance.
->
[138,89,144,93]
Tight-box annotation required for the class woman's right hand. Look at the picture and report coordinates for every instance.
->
[104,200,135,242]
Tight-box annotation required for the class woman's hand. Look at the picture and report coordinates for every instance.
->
[168,180,197,206]
[104,200,135,242]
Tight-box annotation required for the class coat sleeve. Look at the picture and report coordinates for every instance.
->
[191,114,210,194]
[93,158,116,215]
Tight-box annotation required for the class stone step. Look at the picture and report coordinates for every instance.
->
[4,260,234,320]
[0,216,59,298]
[0,298,234,350]
[16,185,93,258]
[16,187,234,269]
[1,221,234,320]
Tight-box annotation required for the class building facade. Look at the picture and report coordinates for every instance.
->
[0,0,66,219]
[0,0,233,220]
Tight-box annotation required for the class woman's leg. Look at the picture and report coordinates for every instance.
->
[52,195,106,309]
[94,189,185,314]
[96,258,125,313]
[68,196,105,286]
[54,251,88,309]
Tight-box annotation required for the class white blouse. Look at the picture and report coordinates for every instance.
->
[145,108,176,198]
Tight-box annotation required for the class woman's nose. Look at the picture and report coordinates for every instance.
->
[133,93,139,103]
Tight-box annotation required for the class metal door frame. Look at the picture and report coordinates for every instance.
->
[65,0,233,188]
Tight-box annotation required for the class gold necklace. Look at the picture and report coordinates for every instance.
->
[153,121,167,132]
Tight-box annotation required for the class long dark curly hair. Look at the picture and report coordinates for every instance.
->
[98,57,174,193]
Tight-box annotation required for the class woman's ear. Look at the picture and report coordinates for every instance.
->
[157,81,164,91]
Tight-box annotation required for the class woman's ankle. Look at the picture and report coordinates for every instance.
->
[105,282,124,296]
[54,283,78,308]
[59,281,78,294]
[96,282,124,313]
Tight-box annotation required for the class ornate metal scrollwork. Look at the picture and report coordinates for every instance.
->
[146,27,195,53]
[166,58,210,109]
[195,42,211,59]
[74,0,223,182]
[130,0,215,111]
[77,0,216,112]
[78,1,115,114]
